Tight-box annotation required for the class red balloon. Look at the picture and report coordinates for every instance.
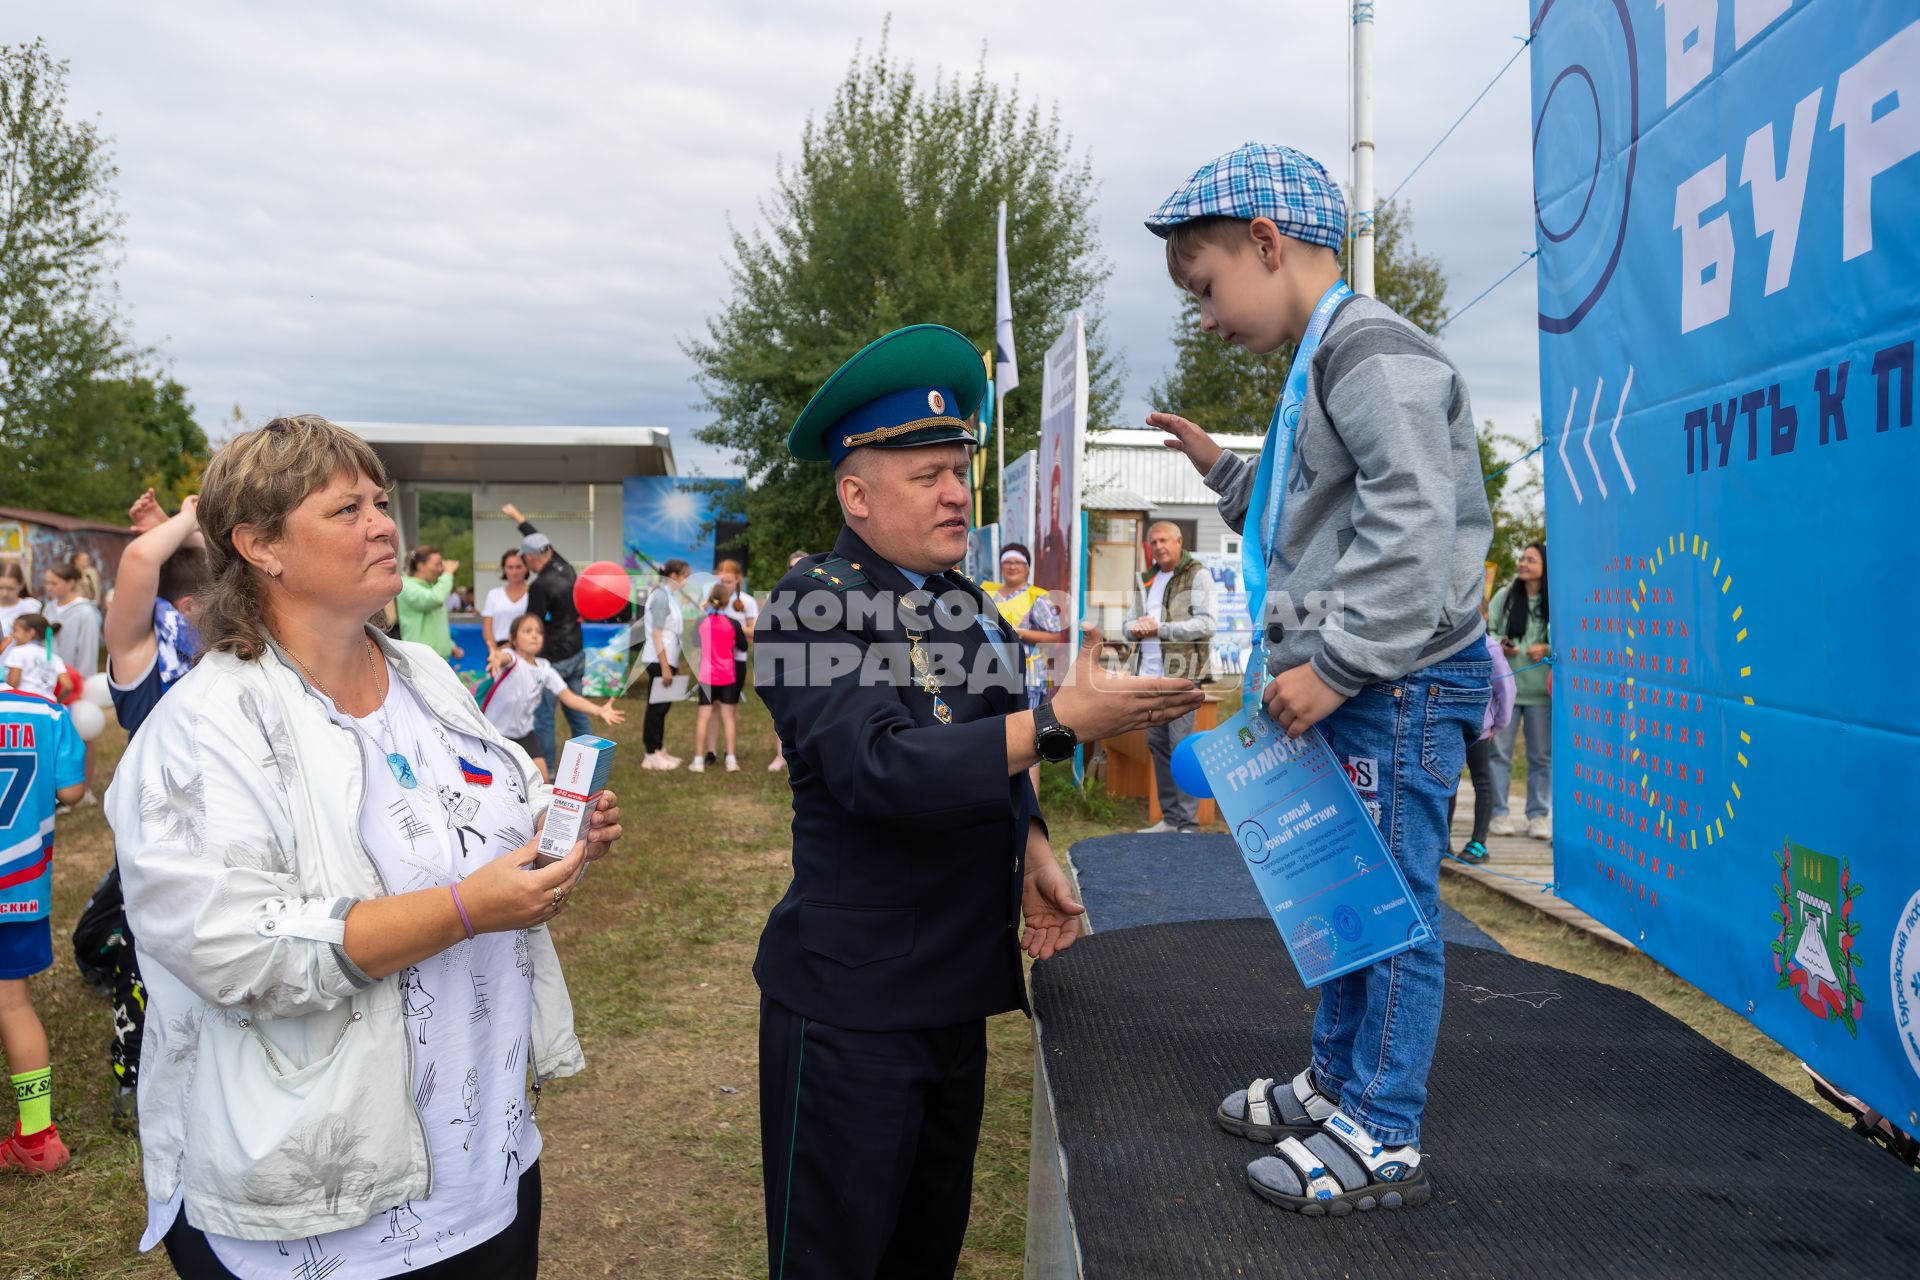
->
[573,561,633,621]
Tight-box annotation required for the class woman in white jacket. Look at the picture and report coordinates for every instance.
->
[106,416,623,1279]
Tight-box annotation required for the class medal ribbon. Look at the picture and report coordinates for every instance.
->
[1240,281,1351,696]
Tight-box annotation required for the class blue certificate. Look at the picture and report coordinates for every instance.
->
[1193,701,1432,987]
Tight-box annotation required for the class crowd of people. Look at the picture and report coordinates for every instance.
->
[0,141,1564,1280]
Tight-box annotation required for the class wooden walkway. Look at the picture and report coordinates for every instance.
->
[1443,780,1634,949]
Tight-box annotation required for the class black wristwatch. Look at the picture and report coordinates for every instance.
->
[1033,703,1078,762]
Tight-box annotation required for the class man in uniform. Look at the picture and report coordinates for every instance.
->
[754,324,1207,1278]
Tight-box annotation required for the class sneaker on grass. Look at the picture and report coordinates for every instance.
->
[688,756,706,773]
[0,1123,71,1174]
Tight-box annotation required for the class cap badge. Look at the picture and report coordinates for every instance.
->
[927,389,945,414]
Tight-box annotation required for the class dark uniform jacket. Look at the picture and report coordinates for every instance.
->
[514,519,583,662]
[753,525,1043,1031]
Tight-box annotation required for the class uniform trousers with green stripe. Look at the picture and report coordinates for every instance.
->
[759,997,986,1279]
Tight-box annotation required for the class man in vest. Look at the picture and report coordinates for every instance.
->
[1122,520,1218,833]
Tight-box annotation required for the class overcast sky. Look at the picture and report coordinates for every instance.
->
[17,2,1544,481]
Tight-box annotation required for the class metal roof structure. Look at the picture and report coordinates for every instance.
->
[341,422,676,485]
[1085,429,1263,507]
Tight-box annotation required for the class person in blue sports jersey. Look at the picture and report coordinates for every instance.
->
[71,490,209,1126]
[0,683,87,1173]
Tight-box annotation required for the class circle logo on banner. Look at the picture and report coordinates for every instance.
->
[1292,915,1337,972]
[1530,0,1639,335]
[1893,889,1920,1084]
[1238,819,1271,864]
[1564,539,1754,907]
[573,561,633,621]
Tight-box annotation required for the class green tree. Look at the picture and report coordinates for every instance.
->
[0,39,208,519]
[687,30,1118,584]
[1149,201,1447,433]
[1482,417,1546,587]
[417,491,475,595]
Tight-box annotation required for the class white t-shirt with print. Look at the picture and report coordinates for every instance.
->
[480,655,567,741]
[4,643,61,698]
[146,666,545,1279]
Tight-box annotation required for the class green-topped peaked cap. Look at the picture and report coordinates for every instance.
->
[786,324,989,464]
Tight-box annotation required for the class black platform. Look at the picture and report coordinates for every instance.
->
[1030,918,1920,1278]
[1067,832,1506,952]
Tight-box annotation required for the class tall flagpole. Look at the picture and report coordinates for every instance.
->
[1351,1,1376,297]
[994,201,1019,511]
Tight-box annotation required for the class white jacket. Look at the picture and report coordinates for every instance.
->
[105,629,584,1240]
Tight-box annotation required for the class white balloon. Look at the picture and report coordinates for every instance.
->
[83,671,113,709]
[68,700,106,742]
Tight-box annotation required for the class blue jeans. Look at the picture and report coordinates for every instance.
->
[1488,702,1552,819]
[1307,650,1489,1148]
[534,650,591,774]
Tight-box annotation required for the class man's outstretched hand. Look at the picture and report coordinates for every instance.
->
[1021,838,1085,961]
[1048,624,1207,742]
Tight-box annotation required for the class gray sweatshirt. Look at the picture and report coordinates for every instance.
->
[1205,295,1491,697]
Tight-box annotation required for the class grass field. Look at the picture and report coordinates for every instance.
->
[0,695,1827,1278]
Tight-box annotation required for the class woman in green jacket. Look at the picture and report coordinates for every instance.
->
[396,546,463,660]
[1487,542,1551,839]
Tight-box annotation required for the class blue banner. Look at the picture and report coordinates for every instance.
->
[1532,0,1920,1120]
[1194,706,1432,987]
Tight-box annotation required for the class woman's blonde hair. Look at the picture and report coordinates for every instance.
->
[194,415,392,661]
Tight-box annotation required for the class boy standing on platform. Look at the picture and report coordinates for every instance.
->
[0,676,87,1171]
[1146,143,1492,1214]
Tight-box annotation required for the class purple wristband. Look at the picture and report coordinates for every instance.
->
[450,883,476,940]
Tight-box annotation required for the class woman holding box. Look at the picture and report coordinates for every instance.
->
[106,415,622,1279]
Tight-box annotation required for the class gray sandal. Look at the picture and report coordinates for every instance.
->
[1215,1071,1335,1143]
[1246,1122,1431,1216]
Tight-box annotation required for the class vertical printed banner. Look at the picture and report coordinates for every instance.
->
[1532,1,1920,1120]
[621,477,745,584]
[1001,450,1036,555]
[965,524,1001,584]
[1034,316,1088,649]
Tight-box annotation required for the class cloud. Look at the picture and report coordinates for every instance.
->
[26,1,1544,472]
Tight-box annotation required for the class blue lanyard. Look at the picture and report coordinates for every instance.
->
[1242,281,1351,693]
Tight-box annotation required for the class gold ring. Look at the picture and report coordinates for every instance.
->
[552,888,566,908]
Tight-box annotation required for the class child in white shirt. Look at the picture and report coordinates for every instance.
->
[477,615,623,780]
[4,616,71,701]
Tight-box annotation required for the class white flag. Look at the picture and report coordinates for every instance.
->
[995,201,1019,395]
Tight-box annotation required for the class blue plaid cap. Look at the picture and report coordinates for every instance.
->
[1145,142,1348,251]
